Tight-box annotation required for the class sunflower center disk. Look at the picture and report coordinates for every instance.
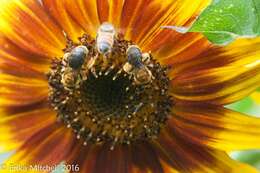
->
[47,24,172,149]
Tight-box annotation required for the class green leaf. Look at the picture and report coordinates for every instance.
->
[164,0,260,45]
[226,97,253,113]
[230,151,260,169]
[226,96,260,117]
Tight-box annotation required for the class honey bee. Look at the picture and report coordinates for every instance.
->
[61,68,81,90]
[96,22,116,55]
[141,52,151,65]
[61,46,89,90]
[123,45,152,85]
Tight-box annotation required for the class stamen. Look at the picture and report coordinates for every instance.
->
[47,24,172,149]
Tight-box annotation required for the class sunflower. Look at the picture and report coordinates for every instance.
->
[251,89,260,105]
[0,0,260,173]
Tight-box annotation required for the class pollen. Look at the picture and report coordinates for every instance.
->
[47,30,172,149]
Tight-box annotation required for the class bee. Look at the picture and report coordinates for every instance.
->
[123,45,152,85]
[141,52,151,65]
[61,46,89,90]
[61,68,81,90]
[96,22,116,55]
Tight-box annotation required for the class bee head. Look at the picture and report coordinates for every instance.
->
[68,46,89,69]
[97,42,110,54]
[126,45,143,68]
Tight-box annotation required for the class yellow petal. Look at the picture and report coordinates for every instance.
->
[0,73,48,107]
[250,89,260,105]
[169,104,260,151]
[0,124,75,173]
[0,107,56,153]
[67,133,259,173]
[0,37,51,74]
[59,0,211,61]
[154,129,260,173]
[170,37,260,105]
[0,0,66,57]
[42,0,85,41]
[119,0,211,47]
[64,0,100,37]
[150,32,211,67]
[68,145,101,173]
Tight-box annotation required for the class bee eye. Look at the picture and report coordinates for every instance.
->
[127,45,143,68]
[68,46,89,69]
[97,42,110,54]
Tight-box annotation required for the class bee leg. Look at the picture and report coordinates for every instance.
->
[62,53,71,66]
[101,53,110,71]
[80,68,88,80]
[112,68,123,80]
[75,74,83,88]
[132,102,144,115]
[87,55,98,69]
[91,68,98,78]
[61,66,66,73]
[141,53,151,65]
[104,64,115,76]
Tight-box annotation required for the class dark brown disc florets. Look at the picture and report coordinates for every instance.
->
[47,34,172,149]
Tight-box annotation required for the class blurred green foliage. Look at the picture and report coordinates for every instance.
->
[227,91,260,170]
[230,151,260,169]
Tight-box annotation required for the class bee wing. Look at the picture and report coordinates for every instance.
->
[142,53,151,64]
[87,56,97,69]
[62,53,71,66]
